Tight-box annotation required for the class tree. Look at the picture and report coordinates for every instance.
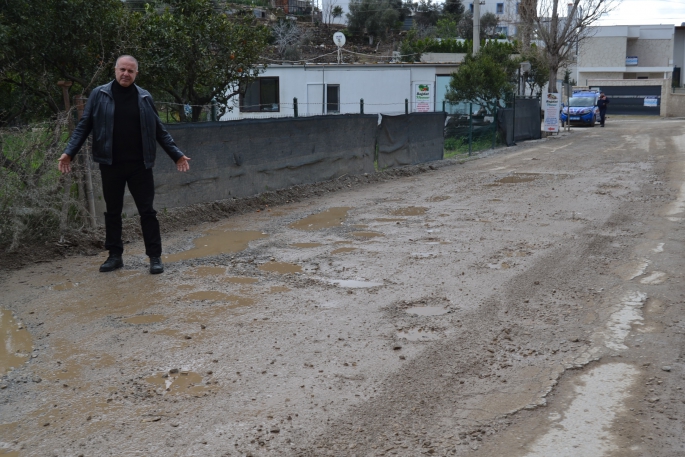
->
[457,11,473,39]
[445,42,520,113]
[0,0,128,125]
[412,0,442,27]
[521,0,618,92]
[521,47,550,96]
[442,0,465,20]
[436,18,458,39]
[272,20,311,59]
[347,0,400,45]
[479,12,499,39]
[133,0,270,122]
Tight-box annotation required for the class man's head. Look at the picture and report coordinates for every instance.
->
[114,55,139,87]
[600,92,605,98]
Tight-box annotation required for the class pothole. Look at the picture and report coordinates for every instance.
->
[396,327,440,341]
[289,207,351,231]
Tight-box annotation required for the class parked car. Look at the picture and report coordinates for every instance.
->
[560,91,600,127]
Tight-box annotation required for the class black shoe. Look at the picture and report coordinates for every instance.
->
[149,257,164,274]
[100,255,123,272]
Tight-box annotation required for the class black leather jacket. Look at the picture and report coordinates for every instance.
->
[63,81,184,168]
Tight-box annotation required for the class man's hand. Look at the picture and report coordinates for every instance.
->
[58,154,72,174]
[176,155,191,172]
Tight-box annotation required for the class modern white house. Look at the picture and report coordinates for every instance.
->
[225,62,461,119]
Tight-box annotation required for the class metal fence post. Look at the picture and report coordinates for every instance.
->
[360,98,364,114]
[468,102,473,156]
[294,97,298,118]
[492,106,497,149]
[442,100,446,112]
[405,98,408,115]
[211,99,217,121]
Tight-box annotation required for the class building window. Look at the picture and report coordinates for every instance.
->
[326,85,340,113]
[469,3,473,13]
[240,77,280,112]
[496,3,504,14]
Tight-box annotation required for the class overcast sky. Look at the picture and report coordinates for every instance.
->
[598,0,685,26]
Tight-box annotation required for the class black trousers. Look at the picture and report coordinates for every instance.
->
[599,109,607,126]
[100,161,161,258]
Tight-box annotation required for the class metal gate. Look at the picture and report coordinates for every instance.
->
[589,85,661,115]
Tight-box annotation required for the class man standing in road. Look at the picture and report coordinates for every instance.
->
[597,92,610,127]
[58,55,191,274]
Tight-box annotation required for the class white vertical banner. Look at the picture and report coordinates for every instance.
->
[544,93,560,133]
[413,82,434,113]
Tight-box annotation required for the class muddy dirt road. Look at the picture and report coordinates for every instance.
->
[2,118,685,457]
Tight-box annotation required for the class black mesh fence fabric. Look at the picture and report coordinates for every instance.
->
[377,112,445,169]
[498,97,541,146]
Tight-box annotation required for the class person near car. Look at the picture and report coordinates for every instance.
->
[597,93,610,127]
[58,55,191,274]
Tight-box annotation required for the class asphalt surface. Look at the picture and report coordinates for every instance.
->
[1,117,684,456]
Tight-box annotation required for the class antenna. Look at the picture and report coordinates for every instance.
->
[333,31,346,64]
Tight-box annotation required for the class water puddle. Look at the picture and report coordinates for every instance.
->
[53,281,76,291]
[259,262,302,274]
[329,279,383,288]
[374,218,406,223]
[602,291,646,351]
[524,363,638,457]
[192,266,226,277]
[640,271,667,285]
[613,259,649,281]
[164,230,268,262]
[270,286,291,293]
[405,306,449,316]
[289,207,352,231]
[145,371,212,397]
[390,206,428,216]
[427,196,451,202]
[331,247,357,255]
[495,173,539,184]
[351,231,384,238]
[291,243,323,248]
[177,284,195,291]
[183,291,233,302]
[123,314,166,325]
[334,240,354,244]
[1,309,33,375]
[224,276,259,284]
[397,327,439,341]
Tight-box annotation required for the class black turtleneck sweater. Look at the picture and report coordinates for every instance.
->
[111,79,144,163]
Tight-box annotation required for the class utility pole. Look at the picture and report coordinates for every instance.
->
[473,0,481,54]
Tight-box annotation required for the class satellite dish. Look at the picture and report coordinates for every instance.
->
[333,32,346,47]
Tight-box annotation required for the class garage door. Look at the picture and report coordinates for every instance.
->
[588,85,661,116]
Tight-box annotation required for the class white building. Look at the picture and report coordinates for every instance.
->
[227,62,461,119]
[467,0,520,37]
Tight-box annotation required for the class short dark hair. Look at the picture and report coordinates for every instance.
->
[115,55,139,71]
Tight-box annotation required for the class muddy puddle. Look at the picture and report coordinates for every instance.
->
[351,231,384,238]
[397,327,439,341]
[1,309,33,375]
[123,314,166,325]
[145,370,213,397]
[53,280,77,291]
[224,276,259,284]
[427,196,451,202]
[405,306,449,316]
[492,172,572,185]
[390,206,428,216]
[331,247,357,255]
[270,286,291,293]
[330,279,383,288]
[291,243,323,248]
[259,262,302,274]
[290,207,351,231]
[374,218,406,223]
[191,266,226,277]
[164,230,268,262]
[184,291,233,302]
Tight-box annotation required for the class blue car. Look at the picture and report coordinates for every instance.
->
[560,92,600,127]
